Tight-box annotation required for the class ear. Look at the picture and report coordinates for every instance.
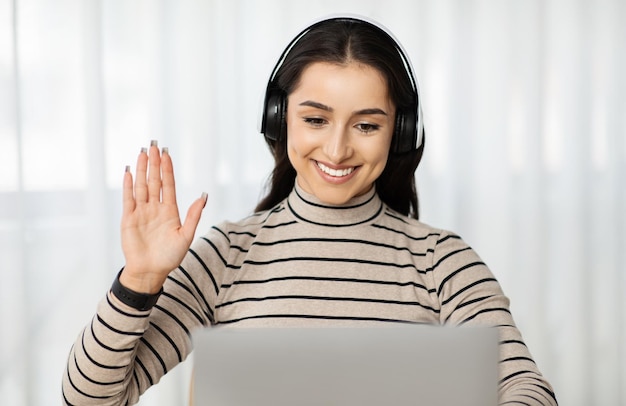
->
[261,88,287,142]
[391,109,417,154]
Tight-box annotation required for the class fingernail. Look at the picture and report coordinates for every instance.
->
[125,165,130,173]
[201,192,208,208]
[150,140,158,147]
[141,147,147,154]
[162,147,169,154]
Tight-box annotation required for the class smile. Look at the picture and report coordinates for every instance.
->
[316,161,355,177]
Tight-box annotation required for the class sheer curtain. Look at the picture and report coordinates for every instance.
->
[0,0,623,405]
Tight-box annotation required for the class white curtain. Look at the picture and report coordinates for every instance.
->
[0,0,624,405]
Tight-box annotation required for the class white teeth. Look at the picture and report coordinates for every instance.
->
[316,162,354,177]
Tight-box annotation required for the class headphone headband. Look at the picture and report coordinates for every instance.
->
[259,15,424,154]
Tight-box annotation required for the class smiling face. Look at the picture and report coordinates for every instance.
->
[286,61,395,205]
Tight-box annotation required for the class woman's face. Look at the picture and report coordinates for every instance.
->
[286,61,395,205]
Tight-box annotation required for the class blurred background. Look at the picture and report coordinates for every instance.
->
[0,0,624,404]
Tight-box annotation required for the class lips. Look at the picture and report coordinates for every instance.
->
[316,161,355,177]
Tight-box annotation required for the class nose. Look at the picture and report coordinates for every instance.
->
[323,125,353,163]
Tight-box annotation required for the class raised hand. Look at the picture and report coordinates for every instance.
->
[119,141,207,293]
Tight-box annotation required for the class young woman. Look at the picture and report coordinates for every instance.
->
[62,16,557,405]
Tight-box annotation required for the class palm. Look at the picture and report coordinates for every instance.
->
[120,143,206,291]
[122,201,188,274]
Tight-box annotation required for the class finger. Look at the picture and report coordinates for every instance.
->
[161,147,177,205]
[181,192,208,243]
[147,140,162,202]
[122,165,136,214]
[135,147,149,203]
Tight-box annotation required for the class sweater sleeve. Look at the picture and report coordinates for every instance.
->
[431,231,558,406]
[62,225,231,405]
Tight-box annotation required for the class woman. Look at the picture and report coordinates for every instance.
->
[62,16,557,405]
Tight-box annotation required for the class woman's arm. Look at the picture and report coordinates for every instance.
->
[432,232,557,405]
[62,142,209,405]
[61,263,221,405]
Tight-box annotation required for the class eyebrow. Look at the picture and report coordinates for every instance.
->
[298,100,388,116]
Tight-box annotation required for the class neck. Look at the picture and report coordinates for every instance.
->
[287,182,383,227]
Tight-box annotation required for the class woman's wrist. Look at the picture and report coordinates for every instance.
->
[112,268,164,311]
[118,266,166,294]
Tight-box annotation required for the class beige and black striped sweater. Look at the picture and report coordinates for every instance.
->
[63,184,557,405]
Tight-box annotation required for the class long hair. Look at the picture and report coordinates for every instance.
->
[255,18,425,219]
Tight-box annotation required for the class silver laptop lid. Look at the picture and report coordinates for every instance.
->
[192,325,498,406]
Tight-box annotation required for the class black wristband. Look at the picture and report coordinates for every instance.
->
[111,269,163,311]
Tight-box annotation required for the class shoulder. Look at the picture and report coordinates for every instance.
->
[377,205,479,259]
[377,205,452,241]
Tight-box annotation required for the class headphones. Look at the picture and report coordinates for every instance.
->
[259,15,424,154]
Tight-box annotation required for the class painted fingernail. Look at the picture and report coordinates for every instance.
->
[141,147,147,154]
[125,165,130,173]
[162,147,169,155]
[201,192,208,208]
[150,140,158,147]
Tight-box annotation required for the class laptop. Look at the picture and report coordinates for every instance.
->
[191,325,498,406]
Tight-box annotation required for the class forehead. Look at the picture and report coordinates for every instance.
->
[290,61,392,106]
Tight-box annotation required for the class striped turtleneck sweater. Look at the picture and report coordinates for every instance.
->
[63,184,557,405]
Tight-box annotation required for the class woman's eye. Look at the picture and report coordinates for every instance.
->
[303,117,326,127]
[355,123,380,134]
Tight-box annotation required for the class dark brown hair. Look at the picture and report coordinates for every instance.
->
[255,18,425,218]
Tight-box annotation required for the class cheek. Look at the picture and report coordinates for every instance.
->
[286,138,298,166]
[372,154,390,178]
[366,136,393,169]
[286,129,311,171]
[286,125,314,159]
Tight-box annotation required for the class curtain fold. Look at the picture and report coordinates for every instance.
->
[0,1,623,405]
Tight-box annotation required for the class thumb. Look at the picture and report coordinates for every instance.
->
[181,192,208,242]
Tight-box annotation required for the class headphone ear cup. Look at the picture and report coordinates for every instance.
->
[263,88,287,142]
[392,110,417,154]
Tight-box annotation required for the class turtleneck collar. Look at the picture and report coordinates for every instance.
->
[286,182,384,227]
